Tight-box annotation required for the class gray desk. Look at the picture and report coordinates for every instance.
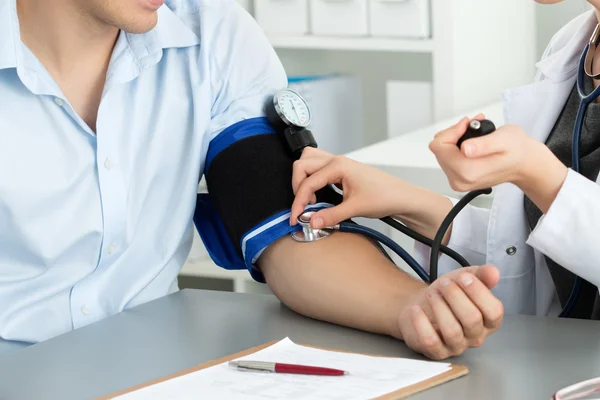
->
[1,289,600,399]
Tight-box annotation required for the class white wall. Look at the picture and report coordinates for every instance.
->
[184,1,598,291]
[276,49,431,148]
[275,2,592,147]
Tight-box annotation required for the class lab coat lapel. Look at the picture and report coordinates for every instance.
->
[502,77,575,144]
[487,18,582,312]
[502,9,596,141]
[485,10,599,314]
[488,77,575,315]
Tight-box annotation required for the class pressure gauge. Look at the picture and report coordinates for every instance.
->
[267,89,312,130]
[266,88,318,159]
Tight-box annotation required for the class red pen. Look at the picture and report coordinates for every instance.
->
[228,360,348,376]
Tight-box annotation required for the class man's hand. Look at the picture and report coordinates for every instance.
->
[262,229,504,361]
[395,265,504,360]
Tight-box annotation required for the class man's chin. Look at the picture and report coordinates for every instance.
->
[119,15,159,34]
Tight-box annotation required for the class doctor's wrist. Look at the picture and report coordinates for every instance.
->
[392,187,454,243]
[513,143,568,214]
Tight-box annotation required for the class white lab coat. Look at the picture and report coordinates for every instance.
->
[417,10,600,317]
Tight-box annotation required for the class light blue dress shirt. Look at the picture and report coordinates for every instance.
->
[0,0,287,343]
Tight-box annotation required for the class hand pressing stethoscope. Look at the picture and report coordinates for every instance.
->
[286,24,600,317]
[291,119,496,284]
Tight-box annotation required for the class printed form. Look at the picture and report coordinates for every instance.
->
[113,338,452,399]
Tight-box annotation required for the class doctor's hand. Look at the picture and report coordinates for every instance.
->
[396,265,504,360]
[429,116,568,213]
[290,147,411,228]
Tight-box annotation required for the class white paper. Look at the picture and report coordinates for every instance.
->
[112,338,451,400]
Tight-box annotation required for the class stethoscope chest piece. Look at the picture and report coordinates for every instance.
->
[291,211,333,243]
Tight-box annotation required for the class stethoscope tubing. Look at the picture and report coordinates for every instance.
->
[429,188,492,281]
[339,222,431,282]
[380,217,470,268]
[301,45,596,317]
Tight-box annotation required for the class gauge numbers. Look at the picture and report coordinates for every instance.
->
[276,89,311,128]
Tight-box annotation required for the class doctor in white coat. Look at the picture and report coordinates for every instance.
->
[290,0,600,346]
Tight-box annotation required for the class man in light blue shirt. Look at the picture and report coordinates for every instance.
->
[0,0,503,360]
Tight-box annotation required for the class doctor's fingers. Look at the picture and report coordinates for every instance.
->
[293,162,344,205]
[291,168,346,225]
[292,155,335,194]
[460,129,513,159]
[432,113,487,146]
[428,135,465,161]
[307,201,364,230]
[300,146,332,159]
[439,154,505,193]
[431,118,470,145]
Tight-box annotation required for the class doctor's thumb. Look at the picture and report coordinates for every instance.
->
[461,134,505,158]
[464,265,501,290]
[310,204,354,230]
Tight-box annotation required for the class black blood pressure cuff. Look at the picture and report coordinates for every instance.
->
[193,117,338,283]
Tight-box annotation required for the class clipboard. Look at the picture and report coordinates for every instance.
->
[98,341,469,399]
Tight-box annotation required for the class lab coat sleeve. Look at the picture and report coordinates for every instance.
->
[527,169,600,287]
[413,197,490,273]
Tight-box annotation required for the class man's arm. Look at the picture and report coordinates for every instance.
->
[260,234,504,360]
[260,233,424,339]
[199,1,504,360]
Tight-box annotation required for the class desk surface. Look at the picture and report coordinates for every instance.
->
[1,289,599,400]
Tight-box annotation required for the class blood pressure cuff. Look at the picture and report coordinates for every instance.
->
[194,117,340,283]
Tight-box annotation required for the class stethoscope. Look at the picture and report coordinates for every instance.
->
[553,24,600,318]
[292,119,496,284]
[292,25,600,318]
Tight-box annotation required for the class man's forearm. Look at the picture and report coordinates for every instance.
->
[259,232,426,339]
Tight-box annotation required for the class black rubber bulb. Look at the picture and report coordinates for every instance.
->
[457,119,496,149]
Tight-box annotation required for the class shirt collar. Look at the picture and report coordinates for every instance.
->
[0,2,200,71]
[122,5,200,71]
[0,0,19,70]
[154,5,201,49]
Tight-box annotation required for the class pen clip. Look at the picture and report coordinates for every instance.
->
[228,361,275,373]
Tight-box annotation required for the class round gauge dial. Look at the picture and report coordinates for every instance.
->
[274,89,312,128]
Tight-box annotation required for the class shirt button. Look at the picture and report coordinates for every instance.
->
[506,246,517,256]
[104,158,113,170]
[54,97,65,107]
[81,306,91,315]
[107,244,116,255]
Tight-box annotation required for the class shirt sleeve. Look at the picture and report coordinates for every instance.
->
[197,4,334,282]
[413,197,490,274]
[205,2,287,139]
[527,169,600,287]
